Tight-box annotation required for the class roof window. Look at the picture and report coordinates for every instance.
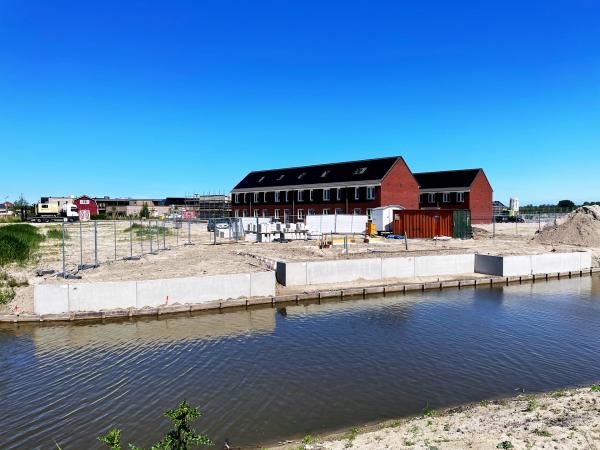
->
[298,172,306,180]
[320,170,330,178]
[258,176,265,183]
[276,174,285,181]
[353,167,367,175]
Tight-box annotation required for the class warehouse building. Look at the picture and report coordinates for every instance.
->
[413,168,493,224]
[230,156,419,221]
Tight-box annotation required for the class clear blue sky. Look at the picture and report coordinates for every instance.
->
[1,0,599,205]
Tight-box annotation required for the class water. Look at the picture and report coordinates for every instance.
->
[1,275,600,449]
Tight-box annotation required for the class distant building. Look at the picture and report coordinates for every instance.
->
[0,202,14,216]
[492,200,508,217]
[40,196,75,206]
[230,156,419,220]
[413,168,493,224]
[73,196,98,221]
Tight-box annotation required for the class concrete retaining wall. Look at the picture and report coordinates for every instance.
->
[34,271,276,315]
[277,254,475,286]
[475,251,592,277]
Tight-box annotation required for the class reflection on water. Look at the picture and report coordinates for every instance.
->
[1,275,600,449]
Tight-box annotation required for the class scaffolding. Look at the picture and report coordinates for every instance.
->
[183,193,231,220]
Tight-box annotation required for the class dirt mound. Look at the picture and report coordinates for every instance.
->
[534,205,600,247]
[472,226,491,240]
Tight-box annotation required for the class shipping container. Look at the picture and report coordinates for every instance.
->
[392,209,471,239]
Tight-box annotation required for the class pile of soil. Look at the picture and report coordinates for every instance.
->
[472,226,491,240]
[534,205,600,246]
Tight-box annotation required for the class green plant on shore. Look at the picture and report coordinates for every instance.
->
[302,435,316,445]
[590,384,600,392]
[422,402,438,418]
[0,224,45,266]
[344,427,359,448]
[525,396,537,412]
[551,390,568,398]
[496,441,514,449]
[532,428,551,437]
[98,401,212,450]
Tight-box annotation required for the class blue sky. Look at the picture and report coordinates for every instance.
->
[1,0,598,205]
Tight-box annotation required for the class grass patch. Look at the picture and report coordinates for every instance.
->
[344,427,359,448]
[46,227,69,240]
[0,271,27,305]
[551,390,568,398]
[0,224,45,266]
[123,223,171,239]
[496,441,514,449]
[525,396,537,412]
[423,402,438,417]
[591,385,600,392]
[532,428,551,437]
[0,216,22,223]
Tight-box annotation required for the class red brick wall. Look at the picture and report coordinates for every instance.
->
[380,158,420,209]
[469,170,493,224]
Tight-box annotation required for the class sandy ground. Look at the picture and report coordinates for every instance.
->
[270,384,600,450]
[1,220,598,314]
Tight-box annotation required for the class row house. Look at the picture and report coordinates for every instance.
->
[413,168,493,224]
[230,156,419,220]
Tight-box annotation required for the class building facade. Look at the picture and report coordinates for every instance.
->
[413,168,493,224]
[230,156,419,220]
[73,195,98,221]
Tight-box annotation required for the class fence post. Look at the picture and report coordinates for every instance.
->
[114,220,117,260]
[156,219,160,250]
[176,218,179,246]
[129,218,133,259]
[492,214,496,238]
[62,222,66,278]
[94,220,98,267]
[538,212,541,231]
[140,218,144,256]
[79,220,83,269]
[149,220,153,253]
[163,219,166,249]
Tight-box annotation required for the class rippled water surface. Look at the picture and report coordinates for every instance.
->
[2,275,600,449]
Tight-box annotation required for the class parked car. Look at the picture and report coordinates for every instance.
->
[207,218,232,232]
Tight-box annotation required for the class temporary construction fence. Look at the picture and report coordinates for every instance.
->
[304,214,368,235]
[48,219,228,278]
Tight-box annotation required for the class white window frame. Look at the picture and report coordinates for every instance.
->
[234,193,239,203]
[366,186,375,200]
[253,209,259,217]
[242,209,247,217]
[262,208,268,217]
[322,208,330,215]
[234,210,239,217]
[275,191,280,203]
[336,188,342,201]
[442,193,450,203]
[308,208,315,215]
[297,209,304,220]
[285,191,289,202]
[254,192,259,203]
[354,187,360,200]
[428,193,435,203]
[354,208,361,215]
[457,192,465,203]
[80,199,90,205]
[284,209,290,221]
[309,189,314,201]
[323,189,330,201]
[297,190,304,202]
[274,209,280,219]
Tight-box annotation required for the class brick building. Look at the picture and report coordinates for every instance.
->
[230,156,419,221]
[413,168,493,224]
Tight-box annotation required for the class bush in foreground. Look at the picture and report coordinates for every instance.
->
[0,224,44,266]
[98,401,212,450]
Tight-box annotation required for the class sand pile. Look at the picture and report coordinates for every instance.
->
[535,205,600,246]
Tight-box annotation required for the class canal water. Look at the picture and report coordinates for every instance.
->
[1,275,600,449]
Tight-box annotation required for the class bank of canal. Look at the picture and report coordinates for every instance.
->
[1,275,599,449]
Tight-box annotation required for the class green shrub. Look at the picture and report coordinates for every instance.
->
[591,385,600,392]
[0,224,44,265]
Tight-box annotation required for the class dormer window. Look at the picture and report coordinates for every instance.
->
[321,170,330,177]
[258,176,265,183]
[298,172,306,180]
[353,167,367,175]
[276,174,285,181]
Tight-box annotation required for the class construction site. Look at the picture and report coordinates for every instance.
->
[0,205,598,317]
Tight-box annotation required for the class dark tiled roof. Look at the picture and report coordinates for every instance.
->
[413,169,482,189]
[232,156,403,190]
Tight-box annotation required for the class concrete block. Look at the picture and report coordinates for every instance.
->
[69,281,137,312]
[474,254,503,276]
[415,254,475,276]
[34,284,69,315]
[381,256,415,278]
[306,258,382,285]
[250,271,276,297]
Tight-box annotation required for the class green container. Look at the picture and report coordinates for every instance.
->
[452,210,471,239]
